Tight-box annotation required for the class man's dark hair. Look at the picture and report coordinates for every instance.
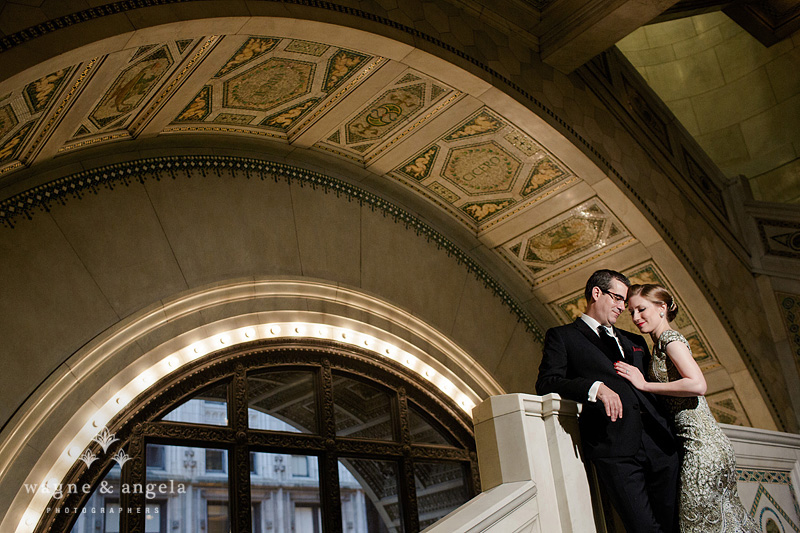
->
[584,269,631,302]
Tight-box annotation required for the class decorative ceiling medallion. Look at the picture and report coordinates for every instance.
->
[347,84,425,144]
[549,261,720,369]
[443,142,520,195]
[316,69,457,163]
[224,57,316,110]
[60,40,210,153]
[527,238,636,287]
[170,36,376,140]
[500,198,630,280]
[390,108,577,231]
[130,37,218,135]
[66,40,198,144]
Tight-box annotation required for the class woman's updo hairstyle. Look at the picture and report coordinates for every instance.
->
[627,283,679,322]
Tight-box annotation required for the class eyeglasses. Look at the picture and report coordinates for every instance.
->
[600,289,626,303]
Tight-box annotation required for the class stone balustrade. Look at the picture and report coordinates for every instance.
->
[425,393,800,533]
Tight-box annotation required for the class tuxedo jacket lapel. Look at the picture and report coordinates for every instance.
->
[574,319,603,350]
[573,319,619,362]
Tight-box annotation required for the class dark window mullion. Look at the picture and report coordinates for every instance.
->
[230,445,252,533]
[320,361,342,533]
[121,433,145,533]
[397,388,419,532]
[144,421,236,445]
[231,365,252,533]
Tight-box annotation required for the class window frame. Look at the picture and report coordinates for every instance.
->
[47,342,479,533]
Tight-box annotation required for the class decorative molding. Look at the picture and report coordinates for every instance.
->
[390,107,578,232]
[707,388,751,426]
[776,291,800,375]
[738,469,792,485]
[759,219,800,260]
[748,483,800,532]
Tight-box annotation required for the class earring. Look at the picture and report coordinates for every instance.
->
[659,312,664,317]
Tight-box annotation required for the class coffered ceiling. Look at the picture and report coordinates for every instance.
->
[0,28,730,395]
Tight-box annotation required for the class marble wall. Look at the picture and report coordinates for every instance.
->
[618,12,800,204]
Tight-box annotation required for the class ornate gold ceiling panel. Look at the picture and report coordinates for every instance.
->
[0,64,82,173]
[61,38,210,153]
[314,69,460,164]
[499,198,634,283]
[165,36,381,141]
[389,108,579,232]
[0,34,727,392]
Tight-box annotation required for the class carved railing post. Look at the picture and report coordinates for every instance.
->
[423,393,597,533]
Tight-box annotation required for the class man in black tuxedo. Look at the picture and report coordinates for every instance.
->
[536,269,679,533]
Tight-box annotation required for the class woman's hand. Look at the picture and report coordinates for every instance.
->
[614,361,646,390]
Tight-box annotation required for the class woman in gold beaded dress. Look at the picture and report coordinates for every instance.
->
[614,284,758,533]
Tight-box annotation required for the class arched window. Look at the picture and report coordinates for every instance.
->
[49,340,478,533]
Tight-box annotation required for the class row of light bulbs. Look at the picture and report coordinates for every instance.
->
[19,322,478,532]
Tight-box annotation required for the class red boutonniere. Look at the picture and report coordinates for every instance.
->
[631,346,644,352]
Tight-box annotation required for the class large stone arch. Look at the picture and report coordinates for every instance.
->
[0,2,793,529]
[0,276,498,532]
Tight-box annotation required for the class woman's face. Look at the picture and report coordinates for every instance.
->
[627,294,666,334]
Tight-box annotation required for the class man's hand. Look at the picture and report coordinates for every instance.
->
[596,383,623,421]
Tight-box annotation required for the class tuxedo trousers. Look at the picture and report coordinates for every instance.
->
[591,423,680,533]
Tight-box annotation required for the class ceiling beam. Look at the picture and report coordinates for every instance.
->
[538,0,682,73]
